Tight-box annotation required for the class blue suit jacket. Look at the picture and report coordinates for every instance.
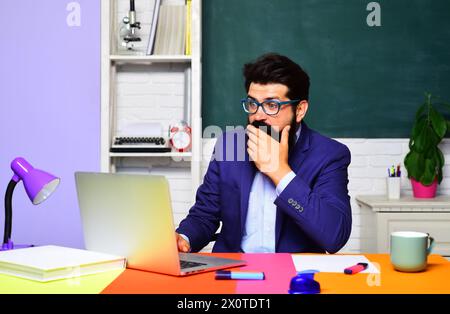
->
[177,122,352,253]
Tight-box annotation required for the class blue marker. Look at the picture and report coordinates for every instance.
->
[215,270,265,280]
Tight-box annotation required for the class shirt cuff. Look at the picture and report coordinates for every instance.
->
[275,171,296,196]
[179,233,191,252]
[180,233,190,243]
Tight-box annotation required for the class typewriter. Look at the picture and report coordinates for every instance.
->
[110,123,171,153]
[110,136,171,153]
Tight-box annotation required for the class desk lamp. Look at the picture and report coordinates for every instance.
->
[1,157,60,251]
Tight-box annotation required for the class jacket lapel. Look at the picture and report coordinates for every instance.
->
[288,122,311,171]
[239,139,257,236]
[275,122,311,249]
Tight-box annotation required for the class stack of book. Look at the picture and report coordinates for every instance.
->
[0,245,126,282]
[146,0,191,55]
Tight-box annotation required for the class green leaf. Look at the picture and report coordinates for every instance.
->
[426,146,437,161]
[430,107,447,138]
[404,151,414,179]
[413,121,429,153]
[428,124,441,147]
[415,124,440,153]
[436,148,445,184]
[437,168,443,184]
[420,158,436,185]
[408,137,414,150]
[404,150,425,180]
[415,103,427,121]
[437,148,445,169]
[411,117,427,140]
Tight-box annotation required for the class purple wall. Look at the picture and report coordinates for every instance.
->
[0,0,100,249]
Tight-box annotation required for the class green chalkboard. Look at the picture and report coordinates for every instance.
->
[202,0,450,138]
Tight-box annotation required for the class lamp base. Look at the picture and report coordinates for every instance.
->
[0,240,34,251]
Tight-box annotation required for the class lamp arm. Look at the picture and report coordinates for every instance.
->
[4,179,18,244]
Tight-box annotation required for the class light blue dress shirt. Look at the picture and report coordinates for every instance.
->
[241,125,301,253]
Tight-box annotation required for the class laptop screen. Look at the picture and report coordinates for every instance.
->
[75,172,182,275]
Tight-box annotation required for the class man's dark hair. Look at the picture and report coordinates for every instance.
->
[243,53,310,102]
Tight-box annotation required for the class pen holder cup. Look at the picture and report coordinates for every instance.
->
[386,177,401,200]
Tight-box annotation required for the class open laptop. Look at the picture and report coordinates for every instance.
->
[74,172,245,276]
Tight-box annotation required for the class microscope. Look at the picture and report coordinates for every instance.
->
[119,0,142,51]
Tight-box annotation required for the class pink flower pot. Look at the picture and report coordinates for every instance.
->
[411,178,437,198]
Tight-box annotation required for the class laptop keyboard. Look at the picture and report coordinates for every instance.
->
[180,260,207,269]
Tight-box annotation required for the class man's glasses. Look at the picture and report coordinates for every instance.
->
[241,97,301,116]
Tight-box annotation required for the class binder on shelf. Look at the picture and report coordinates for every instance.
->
[0,245,126,282]
[153,4,186,55]
[185,0,192,55]
[146,0,161,55]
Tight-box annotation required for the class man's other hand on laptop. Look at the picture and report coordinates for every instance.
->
[176,232,191,252]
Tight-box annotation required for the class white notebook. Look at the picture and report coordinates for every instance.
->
[0,245,126,282]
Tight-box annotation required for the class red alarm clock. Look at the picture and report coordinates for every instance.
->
[169,121,192,152]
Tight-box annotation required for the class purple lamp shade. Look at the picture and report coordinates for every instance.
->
[1,157,60,251]
[10,157,60,205]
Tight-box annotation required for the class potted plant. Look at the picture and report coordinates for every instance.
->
[404,93,450,198]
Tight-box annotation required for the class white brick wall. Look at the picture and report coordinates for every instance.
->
[115,63,188,136]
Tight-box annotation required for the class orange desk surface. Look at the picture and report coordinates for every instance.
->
[101,253,450,294]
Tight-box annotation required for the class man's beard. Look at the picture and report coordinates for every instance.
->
[248,118,299,153]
